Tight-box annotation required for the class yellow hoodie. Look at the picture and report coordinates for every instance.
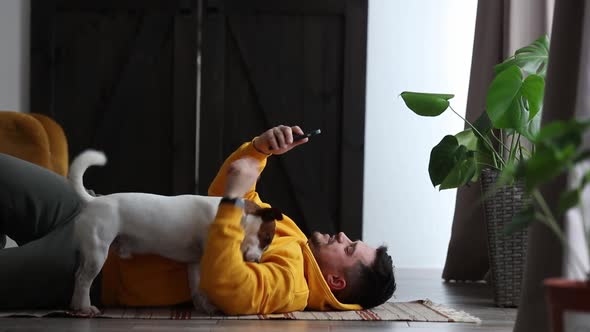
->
[101,140,361,314]
[199,141,362,314]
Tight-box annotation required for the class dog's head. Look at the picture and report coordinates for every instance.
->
[240,200,283,263]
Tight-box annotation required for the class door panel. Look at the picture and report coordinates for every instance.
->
[200,0,367,239]
[31,0,198,195]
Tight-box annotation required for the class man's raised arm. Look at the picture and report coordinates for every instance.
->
[200,125,310,314]
[207,125,309,202]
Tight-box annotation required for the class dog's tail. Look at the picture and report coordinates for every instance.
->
[68,149,107,203]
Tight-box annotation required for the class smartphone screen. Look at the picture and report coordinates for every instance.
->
[293,129,321,141]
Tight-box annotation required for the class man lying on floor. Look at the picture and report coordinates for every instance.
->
[0,125,396,315]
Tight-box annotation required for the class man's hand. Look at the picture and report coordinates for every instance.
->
[224,158,261,198]
[253,125,309,155]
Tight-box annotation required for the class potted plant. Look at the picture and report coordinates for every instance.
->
[500,118,590,332]
[400,35,550,307]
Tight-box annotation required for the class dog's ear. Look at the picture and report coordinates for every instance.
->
[255,207,283,222]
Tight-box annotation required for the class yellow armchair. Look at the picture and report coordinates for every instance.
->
[0,111,69,176]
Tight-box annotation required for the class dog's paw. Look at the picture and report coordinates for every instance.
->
[68,305,102,318]
[193,294,220,315]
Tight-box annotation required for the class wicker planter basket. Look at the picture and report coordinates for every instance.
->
[480,168,530,307]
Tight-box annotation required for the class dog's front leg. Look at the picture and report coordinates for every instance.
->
[187,263,219,315]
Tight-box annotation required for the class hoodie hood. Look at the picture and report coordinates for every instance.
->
[301,243,363,311]
[275,217,362,311]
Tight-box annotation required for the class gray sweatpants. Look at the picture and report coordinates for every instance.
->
[0,153,91,309]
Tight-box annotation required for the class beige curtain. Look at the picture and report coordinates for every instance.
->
[442,0,554,281]
[515,1,590,331]
[564,1,590,282]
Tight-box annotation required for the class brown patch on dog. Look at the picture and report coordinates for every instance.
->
[243,200,283,251]
[258,219,277,250]
[244,200,283,223]
[255,208,282,250]
[253,207,283,223]
[244,200,283,251]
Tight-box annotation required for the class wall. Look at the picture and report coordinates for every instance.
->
[0,0,479,265]
[0,0,29,112]
[363,0,477,268]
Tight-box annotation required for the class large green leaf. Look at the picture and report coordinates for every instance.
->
[495,34,550,77]
[518,75,545,140]
[522,120,590,189]
[400,91,454,117]
[534,119,590,148]
[474,136,496,177]
[533,121,570,143]
[486,65,544,134]
[521,75,545,120]
[455,129,478,151]
[486,66,526,129]
[523,145,572,190]
[558,189,580,216]
[439,156,477,190]
[455,129,495,179]
[428,135,472,187]
[523,108,542,140]
[505,119,590,192]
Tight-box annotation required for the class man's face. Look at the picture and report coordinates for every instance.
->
[308,231,377,281]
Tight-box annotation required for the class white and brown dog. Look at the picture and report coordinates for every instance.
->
[68,150,282,316]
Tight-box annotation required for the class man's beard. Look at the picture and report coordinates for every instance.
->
[309,231,334,248]
[308,231,323,247]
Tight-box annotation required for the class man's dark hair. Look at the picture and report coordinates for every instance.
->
[335,246,396,308]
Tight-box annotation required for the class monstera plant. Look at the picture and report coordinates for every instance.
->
[499,116,590,324]
[502,118,590,273]
[401,35,549,190]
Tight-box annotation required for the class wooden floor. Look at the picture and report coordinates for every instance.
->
[0,269,516,331]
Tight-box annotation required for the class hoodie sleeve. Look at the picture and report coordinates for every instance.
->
[199,204,307,314]
[200,140,308,314]
[207,140,269,205]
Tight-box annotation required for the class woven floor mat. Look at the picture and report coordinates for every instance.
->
[0,299,480,323]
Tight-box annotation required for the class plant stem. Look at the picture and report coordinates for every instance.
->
[533,190,589,276]
[490,131,499,168]
[518,144,533,158]
[492,128,515,158]
[503,131,508,158]
[491,128,516,162]
[508,134,523,163]
[508,134,516,160]
[493,130,511,158]
[491,149,499,168]
[514,133,520,159]
[519,142,524,160]
[449,106,506,167]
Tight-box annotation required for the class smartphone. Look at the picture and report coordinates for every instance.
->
[268,129,321,151]
[293,129,322,142]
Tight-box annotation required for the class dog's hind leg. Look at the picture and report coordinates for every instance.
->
[70,238,108,317]
[187,263,219,314]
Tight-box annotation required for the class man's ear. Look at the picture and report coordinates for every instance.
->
[326,274,347,291]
